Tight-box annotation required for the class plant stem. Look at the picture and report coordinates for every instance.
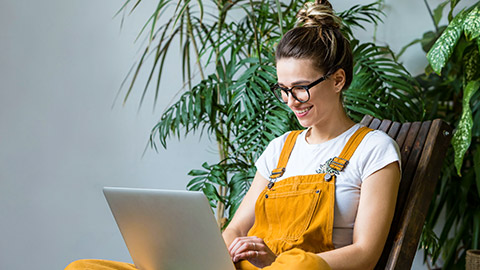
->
[216,139,227,226]
[214,1,228,227]
[423,0,439,32]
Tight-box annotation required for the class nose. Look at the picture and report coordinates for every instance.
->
[286,93,299,107]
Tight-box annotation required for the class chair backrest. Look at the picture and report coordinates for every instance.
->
[359,115,453,270]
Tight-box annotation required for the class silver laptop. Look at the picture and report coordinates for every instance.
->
[103,187,236,270]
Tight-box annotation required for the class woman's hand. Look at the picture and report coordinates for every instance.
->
[228,236,277,268]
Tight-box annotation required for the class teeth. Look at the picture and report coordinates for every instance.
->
[295,107,311,114]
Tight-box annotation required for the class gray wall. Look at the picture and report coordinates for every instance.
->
[0,0,471,269]
[0,1,218,268]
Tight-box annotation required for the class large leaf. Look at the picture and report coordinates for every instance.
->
[448,0,462,21]
[452,80,480,175]
[464,6,480,41]
[348,42,422,121]
[433,0,449,27]
[464,45,480,82]
[337,1,384,39]
[478,37,480,53]
[427,10,466,75]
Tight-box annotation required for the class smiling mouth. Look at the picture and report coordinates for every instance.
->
[294,106,312,114]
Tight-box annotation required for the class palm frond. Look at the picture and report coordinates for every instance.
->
[348,42,423,122]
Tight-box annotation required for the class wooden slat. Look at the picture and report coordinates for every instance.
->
[387,122,402,139]
[392,122,427,246]
[360,115,374,126]
[369,118,382,130]
[379,119,392,133]
[395,123,411,149]
[386,120,452,270]
[399,122,421,172]
[401,121,431,184]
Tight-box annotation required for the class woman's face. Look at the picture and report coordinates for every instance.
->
[275,58,344,128]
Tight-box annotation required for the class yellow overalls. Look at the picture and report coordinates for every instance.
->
[237,126,372,270]
[65,127,372,270]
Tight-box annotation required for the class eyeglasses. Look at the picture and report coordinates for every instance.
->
[271,75,328,103]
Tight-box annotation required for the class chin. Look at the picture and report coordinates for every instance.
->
[297,119,313,128]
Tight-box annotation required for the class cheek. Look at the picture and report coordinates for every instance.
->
[310,90,340,109]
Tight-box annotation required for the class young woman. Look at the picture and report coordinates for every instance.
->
[222,1,400,269]
[66,1,400,269]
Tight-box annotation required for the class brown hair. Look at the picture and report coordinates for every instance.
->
[275,0,353,90]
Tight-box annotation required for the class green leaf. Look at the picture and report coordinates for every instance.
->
[448,0,461,21]
[202,183,221,203]
[201,161,210,170]
[427,10,466,75]
[196,0,204,21]
[207,175,225,186]
[433,1,449,27]
[452,80,480,175]
[422,29,446,53]
[188,182,204,191]
[275,0,284,34]
[464,46,480,82]
[464,7,480,41]
[188,169,208,176]
[478,38,480,53]
[187,176,206,191]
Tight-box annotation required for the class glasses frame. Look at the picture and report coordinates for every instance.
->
[271,74,328,104]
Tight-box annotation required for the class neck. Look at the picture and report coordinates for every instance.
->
[306,112,355,144]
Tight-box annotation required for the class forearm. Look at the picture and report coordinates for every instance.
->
[319,162,400,270]
[317,244,379,270]
[223,172,268,248]
[222,227,244,248]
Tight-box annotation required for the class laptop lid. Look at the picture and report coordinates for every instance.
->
[103,187,236,270]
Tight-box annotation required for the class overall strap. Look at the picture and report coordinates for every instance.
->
[328,126,373,172]
[270,130,303,180]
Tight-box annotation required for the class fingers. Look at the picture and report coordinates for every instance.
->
[228,236,262,257]
[233,250,261,263]
[228,236,269,263]
[229,237,278,268]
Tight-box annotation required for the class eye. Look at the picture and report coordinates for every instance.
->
[292,86,307,91]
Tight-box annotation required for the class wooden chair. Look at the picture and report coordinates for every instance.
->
[359,115,453,270]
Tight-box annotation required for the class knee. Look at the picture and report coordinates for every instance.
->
[273,249,331,270]
[64,259,136,270]
[65,259,113,270]
[64,259,92,270]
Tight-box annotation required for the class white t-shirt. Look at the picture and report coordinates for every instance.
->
[255,124,401,248]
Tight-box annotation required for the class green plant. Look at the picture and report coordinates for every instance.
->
[117,0,423,228]
[400,0,480,268]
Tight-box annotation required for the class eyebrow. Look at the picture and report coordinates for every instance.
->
[278,79,312,86]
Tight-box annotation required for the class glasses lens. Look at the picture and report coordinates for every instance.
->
[272,85,288,103]
[291,86,309,102]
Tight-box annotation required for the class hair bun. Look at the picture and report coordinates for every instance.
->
[296,0,341,29]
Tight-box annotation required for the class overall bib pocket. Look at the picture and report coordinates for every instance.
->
[264,186,322,241]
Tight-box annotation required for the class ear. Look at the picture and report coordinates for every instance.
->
[331,68,346,93]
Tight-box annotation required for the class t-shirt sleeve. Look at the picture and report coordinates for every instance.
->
[357,130,401,181]
[255,132,290,179]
